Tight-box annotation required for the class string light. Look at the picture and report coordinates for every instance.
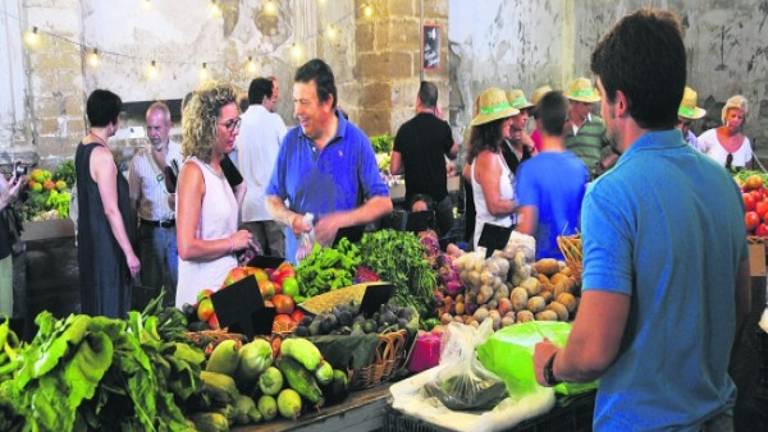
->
[146,60,158,80]
[23,26,40,47]
[263,0,278,16]
[290,43,303,62]
[363,3,374,18]
[325,25,338,42]
[246,56,257,74]
[140,0,152,11]
[209,0,222,17]
[199,62,209,80]
[87,48,100,67]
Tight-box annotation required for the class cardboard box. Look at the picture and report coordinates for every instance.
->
[748,242,766,276]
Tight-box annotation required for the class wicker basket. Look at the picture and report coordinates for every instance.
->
[557,234,583,280]
[348,329,409,390]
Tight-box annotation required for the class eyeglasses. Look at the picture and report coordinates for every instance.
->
[725,153,734,170]
[218,117,241,132]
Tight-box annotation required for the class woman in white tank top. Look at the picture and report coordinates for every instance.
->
[465,88,520,250]
[175,83,253,308]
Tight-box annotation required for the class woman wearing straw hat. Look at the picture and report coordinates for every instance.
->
[502,88,536,173]
[466,88,520,249]
[677,86,706,151]
[698,95,752,170]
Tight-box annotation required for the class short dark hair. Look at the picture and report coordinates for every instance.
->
[294,58,337,108]
[538,91,569,136]
[248,78,274,105]
[86,89,122,127]
[590,8,686,129]
[418,81,438,108]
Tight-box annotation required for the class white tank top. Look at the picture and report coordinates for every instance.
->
[175,157,239,308]
[471,152,515,250]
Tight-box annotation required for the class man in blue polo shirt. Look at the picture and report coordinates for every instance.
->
[266,59,393,260]
[533,9,750,431]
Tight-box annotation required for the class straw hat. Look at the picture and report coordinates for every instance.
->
[677,86,706,120]
[530,85,553,106]
[565,77,600,103]
[721,94,748,124]
[470,87,520,126]
[506,89,534,110]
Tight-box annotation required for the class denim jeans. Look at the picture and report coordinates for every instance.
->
[137,224,178,307]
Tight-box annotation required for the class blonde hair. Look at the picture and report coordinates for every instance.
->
[181,81,239,162]
[721,95,748,125]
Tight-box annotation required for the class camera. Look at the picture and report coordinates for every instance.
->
[14,162,28,177]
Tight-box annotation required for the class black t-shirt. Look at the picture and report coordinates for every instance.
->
[393,113,453,203]
[501,139,532,175]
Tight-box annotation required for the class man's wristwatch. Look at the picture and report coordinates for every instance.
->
[543,352,561,386]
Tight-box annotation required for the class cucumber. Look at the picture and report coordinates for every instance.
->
[275,357,325,407]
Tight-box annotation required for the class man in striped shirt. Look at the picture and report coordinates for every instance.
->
[128,101,182,306]
[564,77,618,178]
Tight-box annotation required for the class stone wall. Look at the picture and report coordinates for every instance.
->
[449,0,768,154]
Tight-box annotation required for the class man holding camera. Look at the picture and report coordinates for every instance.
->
[128,101,182,306]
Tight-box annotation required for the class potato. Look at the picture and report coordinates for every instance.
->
[473,306,490,322]
[534,258,560,276]
[455,294,464,303]
[455,302,465,316]
[454,315,465,323]
[440,313,453,325]
[560,266,573,277]
[539,289,553,303]
[556,293,577,314]
[550,273,568,286]
[547,301,569,321]
[521,277,541,296]
[510,287,529,311]
[537,274,550,285]
[489,310,501,330]
[480,271,492,285]
[487,299,498,310]
[527,296,547,313]
[517,310,535,323]
[501,315,516,327]
[469,319,480,328]
[467,270,481,287]
[497,284,510,299]
[535,310,558,321]
[480,284,494,300]
[497,298,512,317]
[553,280,570,297]
[464,315,475,325]
[476,293,487,304]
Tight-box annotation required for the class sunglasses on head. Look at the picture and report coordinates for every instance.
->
[219,117,241,132]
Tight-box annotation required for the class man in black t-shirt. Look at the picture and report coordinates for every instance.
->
[390,81,458,235]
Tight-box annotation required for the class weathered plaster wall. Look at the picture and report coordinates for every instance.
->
[450,0,768,153]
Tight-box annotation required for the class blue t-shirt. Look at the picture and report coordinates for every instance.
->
[581,129,746,431]
[515,151,588,259]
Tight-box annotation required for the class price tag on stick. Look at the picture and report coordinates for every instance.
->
[478,223,513,259]
[210,276,275,337]
[359,282,396,318]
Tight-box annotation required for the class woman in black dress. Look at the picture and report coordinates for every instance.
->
[75,89,140,317]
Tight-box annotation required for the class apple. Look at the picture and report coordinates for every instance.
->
[258,279,276,299]
[744,193,757,211]
[757,223,768,237]
[208,312,220,330]
[223,267,250,287]
[281,277,300,298]
[290,309,304,323]
[272,294,295,314]
[196,288,214,303]
[251,268,268,283]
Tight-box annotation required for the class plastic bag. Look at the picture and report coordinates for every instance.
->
[295,213,315,262]
[421,320,508,411]
[476,321,597,398]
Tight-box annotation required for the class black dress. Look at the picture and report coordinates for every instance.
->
[75,143,135,317]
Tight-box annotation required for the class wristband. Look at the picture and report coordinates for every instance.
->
[543,352,561,386]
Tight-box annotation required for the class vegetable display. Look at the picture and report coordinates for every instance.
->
[20,163,73,222]
[296,238,361,298]
[359,229,437,318]
[737,172,768,236]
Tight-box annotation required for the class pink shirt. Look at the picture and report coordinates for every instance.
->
[531,128,543,152]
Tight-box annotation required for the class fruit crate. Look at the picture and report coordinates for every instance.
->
[384,390,596,432]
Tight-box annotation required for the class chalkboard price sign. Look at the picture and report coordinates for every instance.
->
[422,24,440,70]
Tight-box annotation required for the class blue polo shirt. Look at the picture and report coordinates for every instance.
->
[267,110,388,258]
[515,151,588,259]
[581,129,745,431]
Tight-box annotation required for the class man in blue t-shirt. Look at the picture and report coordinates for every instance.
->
[266,59,393,259]
[532,9,750,431]
[516,91,588,259]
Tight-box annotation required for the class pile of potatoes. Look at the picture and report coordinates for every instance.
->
[439,258,580,330]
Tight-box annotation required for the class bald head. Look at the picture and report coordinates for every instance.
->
[146,101,172,151]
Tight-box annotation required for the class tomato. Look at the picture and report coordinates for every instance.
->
[745,175,764,191]
[757,201,768,219]
[756,223,768,237]
[745,211,760,232]
[290,309,304,323]
[751,190,764,203]
[744,193,757,211]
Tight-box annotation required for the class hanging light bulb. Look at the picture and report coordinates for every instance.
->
[141,0,152,11]
[246,56,257,74]
[290,43,303,62]
[318,0,327,5]
[199,62,209,81]
[147,60,158,80]
[363,3,374,18]
[24,26,40,47]
[325,25,338,42]
[87,48,100,67]
[209,0,222,17]
[263,0,278,16]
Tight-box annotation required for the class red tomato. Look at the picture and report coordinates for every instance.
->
[751,190,764,202]
[744,193,757,211]
[757,201,768,219]
[745,211,760,232]
[756,223,768,237]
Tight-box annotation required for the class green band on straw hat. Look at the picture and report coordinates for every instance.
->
[480,101,514,115]
[571,88,595,98]
[678,105,695,118]
[510,96,528,108]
